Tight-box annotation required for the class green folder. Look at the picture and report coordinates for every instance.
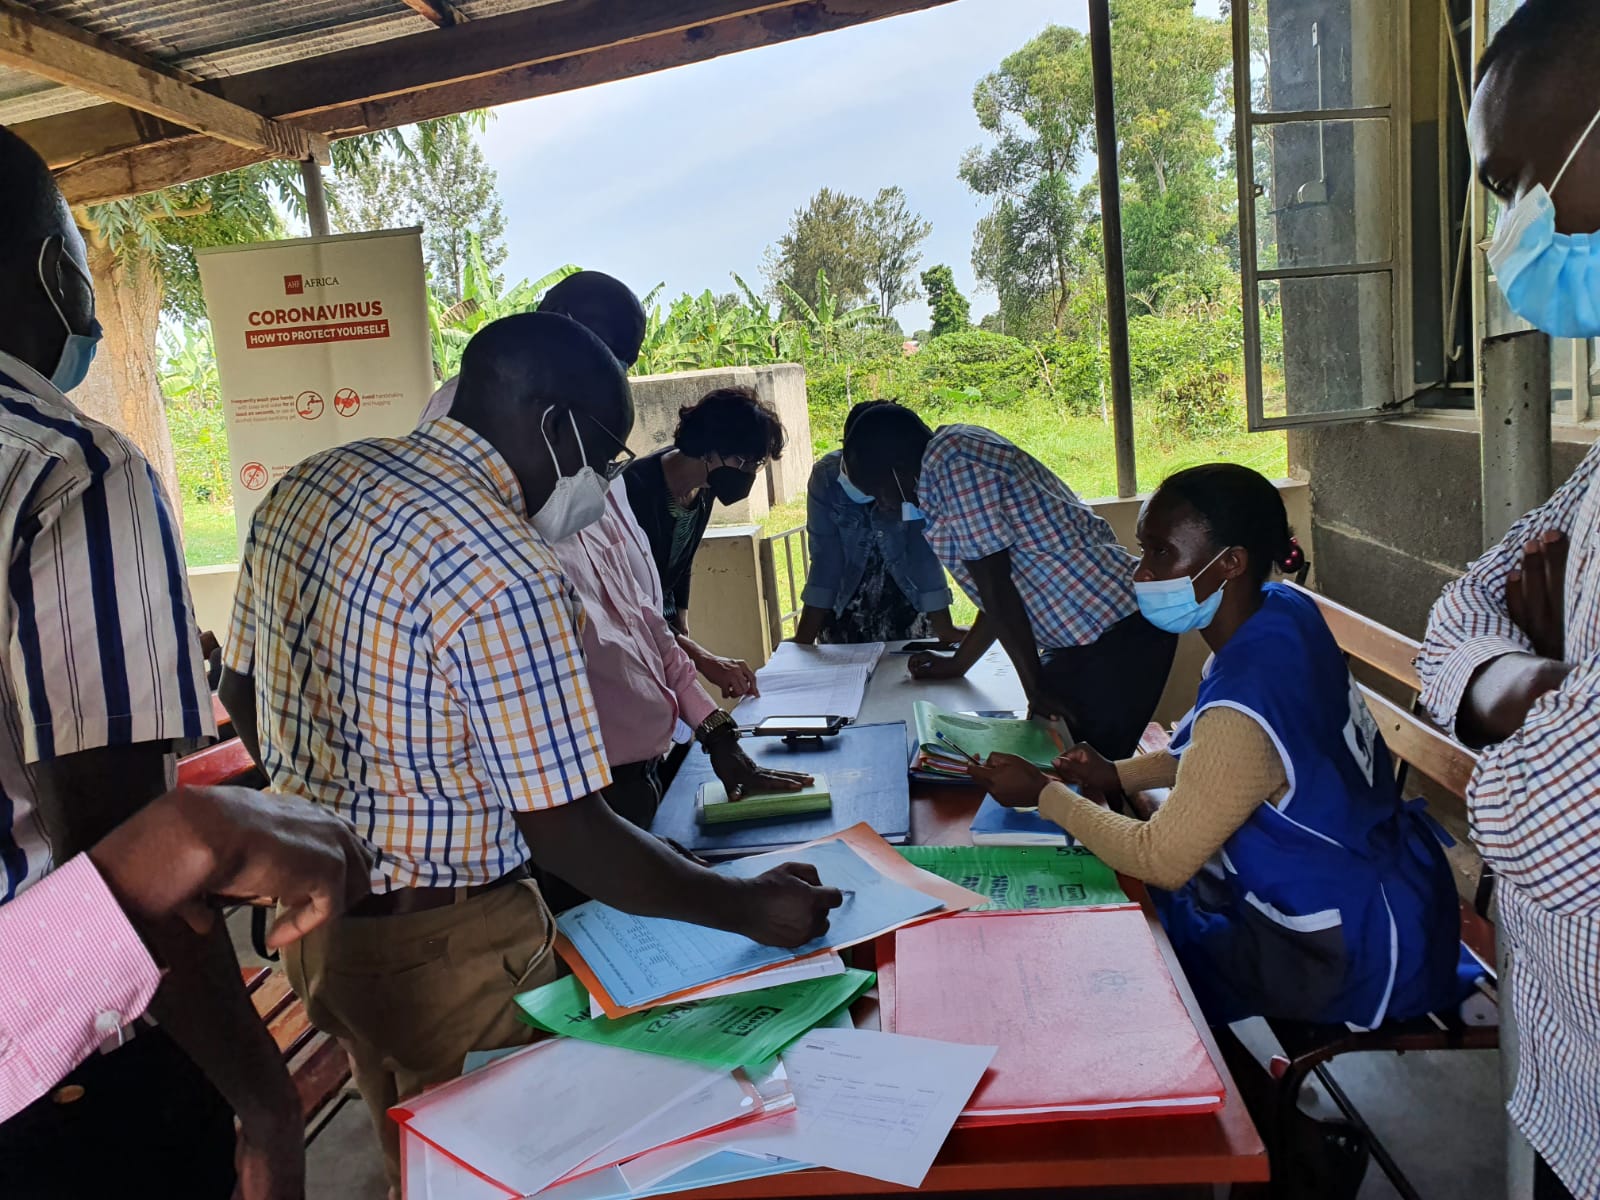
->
[696,773,832,825]
[913,701,1064,769]
[514,968,875,1071]
[896,844,1126,910]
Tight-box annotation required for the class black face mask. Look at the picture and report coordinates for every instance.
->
[706,465,756,505]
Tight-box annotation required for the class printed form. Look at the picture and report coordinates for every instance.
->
[559,839,941,1010]
[718,1028,995,1188]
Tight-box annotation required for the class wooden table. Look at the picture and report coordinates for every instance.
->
[679,648,1269,1196]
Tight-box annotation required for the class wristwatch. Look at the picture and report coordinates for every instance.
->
[695,709,740,746]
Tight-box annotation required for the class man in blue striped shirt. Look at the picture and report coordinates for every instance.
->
[0,127,298,1198]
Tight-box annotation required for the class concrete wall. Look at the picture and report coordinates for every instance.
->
[626,364,813,524]
[1289,417,1593,640]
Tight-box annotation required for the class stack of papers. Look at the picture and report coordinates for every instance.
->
[399,1026,994,1199]
[911,702,1065,781]
[732,641,886,728]
[896,845,1127,911]
[556,825,984,1017]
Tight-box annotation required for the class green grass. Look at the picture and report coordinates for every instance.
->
[181,501,240,569]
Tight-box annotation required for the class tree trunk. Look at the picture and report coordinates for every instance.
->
[76,238,183,532]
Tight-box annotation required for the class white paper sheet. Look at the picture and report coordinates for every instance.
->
[714,1028,995,1189]
[588,954,847,1018]
[764,641,886,673]
[732,663,873,726]
[397,1038,725,1198]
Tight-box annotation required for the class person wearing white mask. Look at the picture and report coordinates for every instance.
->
[1418,6,1600,1198]
[218,312,842,1188]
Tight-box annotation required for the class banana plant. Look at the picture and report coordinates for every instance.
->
[428,234,579,379]
[779,268,882,364]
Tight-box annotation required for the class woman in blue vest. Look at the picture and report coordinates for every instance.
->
[792,401,963,646]
[973,464,1462,1029]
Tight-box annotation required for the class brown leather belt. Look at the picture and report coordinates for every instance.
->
[349,864,532,918]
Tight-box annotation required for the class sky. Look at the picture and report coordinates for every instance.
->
[478,1,1089,333]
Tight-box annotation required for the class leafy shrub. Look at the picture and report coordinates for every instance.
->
[1150,366,1243,439]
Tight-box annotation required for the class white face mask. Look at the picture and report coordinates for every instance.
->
[530,409,609,543]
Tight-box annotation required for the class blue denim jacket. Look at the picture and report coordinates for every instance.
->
[800,451,953,616]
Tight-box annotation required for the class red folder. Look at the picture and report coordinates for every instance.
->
[879,906,1225,1125]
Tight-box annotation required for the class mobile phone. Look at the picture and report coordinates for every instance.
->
[748,715,847,737]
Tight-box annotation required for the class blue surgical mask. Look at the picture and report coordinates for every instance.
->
[1135,548,1228,634]
[837,466,874,505]
[1489,104,1600,339]
[38,241,102,394]
[894,469,926,524]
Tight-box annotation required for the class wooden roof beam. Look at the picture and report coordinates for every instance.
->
[399,0,461,28]
[0,3,329,164]
[43,0,956,205]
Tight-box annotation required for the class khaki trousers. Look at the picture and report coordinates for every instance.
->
[283,878,559,1188]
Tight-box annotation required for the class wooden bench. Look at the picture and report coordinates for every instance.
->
[177,734,354,1140]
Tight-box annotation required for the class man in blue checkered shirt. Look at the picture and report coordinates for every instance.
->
[844,406,1176,758]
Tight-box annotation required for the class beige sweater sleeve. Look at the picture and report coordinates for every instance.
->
[1038,708,1290,891]
[1113,749,1180,793]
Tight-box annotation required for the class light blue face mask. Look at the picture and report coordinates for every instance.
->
[1488,104,1600,339]
[837,465,874,505]
[1135,548,1228,635]
[894,469,926,524]
[38,241,102,394]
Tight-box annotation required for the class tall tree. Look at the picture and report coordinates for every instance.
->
[961,3,1234,331]
[331,116,506,304]
[921,264,971,338]
[961,24,1091,333]
[863,187,932,320]
[83,118,475,516]
[763,188,870,314]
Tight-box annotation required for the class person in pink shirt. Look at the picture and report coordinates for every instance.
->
[0,784,371,1124]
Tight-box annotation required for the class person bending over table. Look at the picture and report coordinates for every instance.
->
[842,405,1177,759]
[416,273,809,901]
[622,386,787,699]
[974,465,1463,1030]
[219,313,842,1188]
[793,400,964,647]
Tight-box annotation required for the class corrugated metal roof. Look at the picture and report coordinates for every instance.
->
[0,0,568,126]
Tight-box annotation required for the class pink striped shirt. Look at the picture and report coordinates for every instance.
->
[553,483,717,765]
[0,855,160,1120]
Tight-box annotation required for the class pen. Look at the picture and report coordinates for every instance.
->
[936,730,984,766]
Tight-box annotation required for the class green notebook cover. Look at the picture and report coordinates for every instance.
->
[896,845,1127,910]
[912,701,1063,769]
[695,773,833,825]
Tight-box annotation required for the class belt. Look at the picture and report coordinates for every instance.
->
[349,864,532,918]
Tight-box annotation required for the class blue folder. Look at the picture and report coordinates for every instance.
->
[651,721,911,858]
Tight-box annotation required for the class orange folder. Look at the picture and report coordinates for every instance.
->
[879,905,1225,1124]
[558,822,985,1018]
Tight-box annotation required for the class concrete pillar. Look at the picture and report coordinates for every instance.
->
[1479,331,1552,550]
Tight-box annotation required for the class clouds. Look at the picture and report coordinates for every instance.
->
[480,0,1078,330]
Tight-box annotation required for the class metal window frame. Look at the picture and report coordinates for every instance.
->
[1234,0,1413,431]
